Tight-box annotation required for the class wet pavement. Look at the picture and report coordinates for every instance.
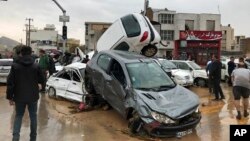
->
[0,83,249,141]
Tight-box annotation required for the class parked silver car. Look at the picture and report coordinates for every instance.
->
[0,59,13,83]
[85,50,201,137]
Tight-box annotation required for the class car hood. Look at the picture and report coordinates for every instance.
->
[171,69,191,77]
[135,85,199,120]
[193,69,208,78]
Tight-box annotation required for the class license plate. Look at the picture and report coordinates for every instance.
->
[176,129,192,137]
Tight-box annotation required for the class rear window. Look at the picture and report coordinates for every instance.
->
[0,60,13,66]
[97,54,111,71]
[121,14,141,37]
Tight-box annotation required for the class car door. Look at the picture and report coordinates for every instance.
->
[65,69,83,102]
[92,54,112,96]
[52,70,71,98]
[104,59,127,116]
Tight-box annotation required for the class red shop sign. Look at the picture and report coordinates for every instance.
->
[180,31,222,40]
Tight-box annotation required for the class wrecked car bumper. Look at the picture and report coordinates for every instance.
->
[144,113,201,137]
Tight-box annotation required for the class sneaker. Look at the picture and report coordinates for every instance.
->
[236,114,242,120]
[244,112,249,117]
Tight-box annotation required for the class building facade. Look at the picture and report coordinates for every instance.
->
[146,8,221,59]
[85,22,111,53]
[221,24,236,51]
[30,24,59,54]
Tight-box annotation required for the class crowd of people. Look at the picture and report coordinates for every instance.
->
[206,55,250,120]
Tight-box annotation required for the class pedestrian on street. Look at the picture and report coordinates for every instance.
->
[227,56,236,86]
[38,49,49,93]
[239,57,248,69]
[82,55,90,64]
[231,62,250,120]
[6,46,44,141]
[210,55,225,101]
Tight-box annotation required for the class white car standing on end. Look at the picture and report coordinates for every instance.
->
[97,13,161,57]
[46,62,87,102]
[155,59,193,87]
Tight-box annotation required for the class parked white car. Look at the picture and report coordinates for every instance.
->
[171,60,208,87]
[96,13,161,57]
[46,62,87,102]
[155,59,193,87]
[0,59,13,83]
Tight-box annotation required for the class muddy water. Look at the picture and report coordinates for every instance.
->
[0,83,249,141]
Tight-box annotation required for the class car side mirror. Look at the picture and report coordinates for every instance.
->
[189,68,192,71]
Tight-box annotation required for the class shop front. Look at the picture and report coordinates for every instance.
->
[174,31,222,66]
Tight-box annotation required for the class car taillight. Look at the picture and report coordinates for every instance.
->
[140,31,149,42]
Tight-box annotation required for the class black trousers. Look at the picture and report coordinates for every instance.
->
[213,78,224,99]
[41,69,47,91]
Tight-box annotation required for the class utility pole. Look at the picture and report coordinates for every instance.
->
[144,0,149,16]
[26,18,33,46]
[52,0,69,53]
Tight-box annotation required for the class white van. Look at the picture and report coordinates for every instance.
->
[96,13,161,57]
[171,60,208,87]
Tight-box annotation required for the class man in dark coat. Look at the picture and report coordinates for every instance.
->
[210,55,225,101]
[6,46,44,141]
[227,56,236,86]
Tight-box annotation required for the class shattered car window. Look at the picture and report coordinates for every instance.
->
[126,62,175,90]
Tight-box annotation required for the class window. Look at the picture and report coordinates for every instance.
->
[160,30,174,40]
[158,14,174,24]
[109,60,126,86]
[174,62,190,70]
[85,24,88,35]
[121,14,141,37]
[185,20,194,30]
[0,60,13,66]
[114,42,130,51]
[97,54,111,71]
[206,20,215,31]
[72,71,81,82]
[57,71,71,80]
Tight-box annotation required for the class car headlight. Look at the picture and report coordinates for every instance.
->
[174,75,185,80]
[151,112,175,124]
[195,107,199,113]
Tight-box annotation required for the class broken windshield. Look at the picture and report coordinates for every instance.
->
[126,62,175,90]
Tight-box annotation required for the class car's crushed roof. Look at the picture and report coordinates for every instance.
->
[65,62,86,69]
[101,50,152,63]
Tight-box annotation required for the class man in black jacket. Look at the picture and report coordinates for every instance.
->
[6,46,44,141]
[210,55,225,101]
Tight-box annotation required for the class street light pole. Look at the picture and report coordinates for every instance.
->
[52,0,67,53]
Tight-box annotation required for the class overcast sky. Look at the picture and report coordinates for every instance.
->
[0,0,249,44]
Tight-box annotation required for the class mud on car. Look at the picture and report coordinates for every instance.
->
[85,50,201,137]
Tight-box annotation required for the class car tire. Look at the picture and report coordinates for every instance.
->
[48,87,56,98]
[128,112,143,134]
[141,44,158,57]
[197,78,206,87]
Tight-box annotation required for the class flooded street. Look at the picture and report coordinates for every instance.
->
[0,83,249,141]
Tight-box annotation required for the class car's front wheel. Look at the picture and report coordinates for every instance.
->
[128,112,143,134]
[141,44,158,57]
[196,78,206,87]
[48,87,56,98]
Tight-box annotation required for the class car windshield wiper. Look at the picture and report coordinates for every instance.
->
[153,85,176,91]
[135,87,154,91]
